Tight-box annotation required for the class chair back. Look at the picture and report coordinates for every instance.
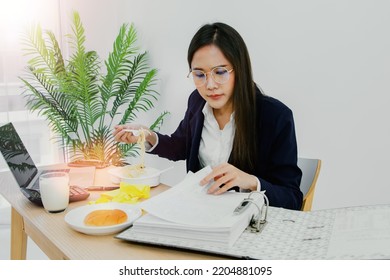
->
[298,158,321,211]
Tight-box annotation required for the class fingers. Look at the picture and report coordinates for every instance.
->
[207,172,237,195]
[113,124,157,147]
[115,131,139,144]
[200,164,237,195]
[113,125,139,144]
[200,164,229,186]
[113,125,124,136]
[200,164,257,195]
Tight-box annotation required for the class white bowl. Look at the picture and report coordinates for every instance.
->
[108,166,162,187]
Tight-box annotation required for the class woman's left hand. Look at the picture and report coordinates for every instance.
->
[200,163,258,195]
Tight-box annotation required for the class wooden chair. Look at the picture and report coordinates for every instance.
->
[298,158,322,211]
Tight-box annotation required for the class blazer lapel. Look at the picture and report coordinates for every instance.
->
[187,109,204,172]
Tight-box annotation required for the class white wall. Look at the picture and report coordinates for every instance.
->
[0,0,65,169]
[59,0,390,210]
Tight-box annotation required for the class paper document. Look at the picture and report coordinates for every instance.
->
[128,166,264,247]
[327,208,390,259]
[139,166,260,227]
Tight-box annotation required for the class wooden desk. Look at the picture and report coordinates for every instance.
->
[0,167,225,260]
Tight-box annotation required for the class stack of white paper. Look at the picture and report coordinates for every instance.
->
[131,166,262,247]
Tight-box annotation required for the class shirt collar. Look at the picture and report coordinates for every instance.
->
[202,103,235,123]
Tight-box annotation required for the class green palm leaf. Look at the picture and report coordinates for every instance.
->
[19,11,168,165]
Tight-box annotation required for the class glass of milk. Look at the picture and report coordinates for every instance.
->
[39,172,70,213]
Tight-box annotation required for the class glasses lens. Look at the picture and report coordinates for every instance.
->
[211,67,230,84]
[189,67,232,86]
[191,70,206,86]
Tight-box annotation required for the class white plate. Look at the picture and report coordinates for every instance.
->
[64,202,142,235]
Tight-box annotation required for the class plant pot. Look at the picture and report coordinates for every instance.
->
[68,160,111,169]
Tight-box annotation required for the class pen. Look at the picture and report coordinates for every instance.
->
[86,186,119,191]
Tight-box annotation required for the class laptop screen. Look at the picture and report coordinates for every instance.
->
[0,123,38,188]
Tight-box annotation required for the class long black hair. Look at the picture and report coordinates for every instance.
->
[187,22,259,173]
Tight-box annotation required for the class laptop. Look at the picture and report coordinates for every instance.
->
[0,122,95,206]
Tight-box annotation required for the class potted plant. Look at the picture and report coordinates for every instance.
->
[19,11,168,167]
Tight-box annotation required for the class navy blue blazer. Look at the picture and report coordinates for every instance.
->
[150,87,303,210]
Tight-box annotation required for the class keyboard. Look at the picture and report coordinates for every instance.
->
[69,185,90,202]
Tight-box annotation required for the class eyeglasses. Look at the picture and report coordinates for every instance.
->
[187,66,234,86]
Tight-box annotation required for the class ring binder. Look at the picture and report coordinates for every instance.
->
[234,191,269,233]
[117,196,390,259]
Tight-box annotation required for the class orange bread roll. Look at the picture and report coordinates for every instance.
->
[84,209,128,226]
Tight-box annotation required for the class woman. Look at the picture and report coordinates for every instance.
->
[114,22,303,210]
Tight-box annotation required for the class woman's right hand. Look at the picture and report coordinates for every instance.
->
[113,124,155,145]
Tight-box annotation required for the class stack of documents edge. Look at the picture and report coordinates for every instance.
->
[127,166,261,247]
[130,211,253,247]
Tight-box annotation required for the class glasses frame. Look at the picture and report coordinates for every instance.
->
[187,66,234,86]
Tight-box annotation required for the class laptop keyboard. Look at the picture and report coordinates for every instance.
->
[29,190,41,200]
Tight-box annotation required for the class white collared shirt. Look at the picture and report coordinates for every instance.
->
[199,103,260,191]
[198,103,235,168]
